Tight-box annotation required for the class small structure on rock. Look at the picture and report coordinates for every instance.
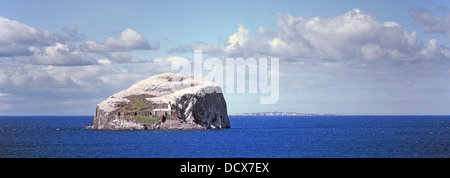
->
[152,102,171,117]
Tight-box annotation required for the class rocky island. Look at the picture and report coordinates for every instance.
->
[87,73,230,130]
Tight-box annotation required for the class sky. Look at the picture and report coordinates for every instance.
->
[0,0,450,115]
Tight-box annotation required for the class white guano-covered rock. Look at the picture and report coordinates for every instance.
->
[90,73,230,130]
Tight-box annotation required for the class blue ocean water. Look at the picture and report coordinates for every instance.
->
[0,116,448,158]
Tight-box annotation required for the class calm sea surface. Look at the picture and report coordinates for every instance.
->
[0,116,448,158]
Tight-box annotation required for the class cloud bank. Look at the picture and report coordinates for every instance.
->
[181,9,450,63]
[0,16,158,66]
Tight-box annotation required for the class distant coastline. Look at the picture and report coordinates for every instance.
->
[238,112,337,116]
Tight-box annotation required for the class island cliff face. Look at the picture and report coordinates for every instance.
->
[89,73,230,130]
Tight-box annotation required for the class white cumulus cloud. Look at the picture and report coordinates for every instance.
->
[81,28,160,52]
[13,43,96,65]
[104,52,142,63]
[0,16,98,65]
[0,16,61,57]
[411,8,450,40]
[219,9,450,63]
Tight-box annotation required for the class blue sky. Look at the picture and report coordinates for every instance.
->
[0,0,449,115]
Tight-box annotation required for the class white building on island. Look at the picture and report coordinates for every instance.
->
[152,102,172,116]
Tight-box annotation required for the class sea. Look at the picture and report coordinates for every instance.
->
[0,116,448,158]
